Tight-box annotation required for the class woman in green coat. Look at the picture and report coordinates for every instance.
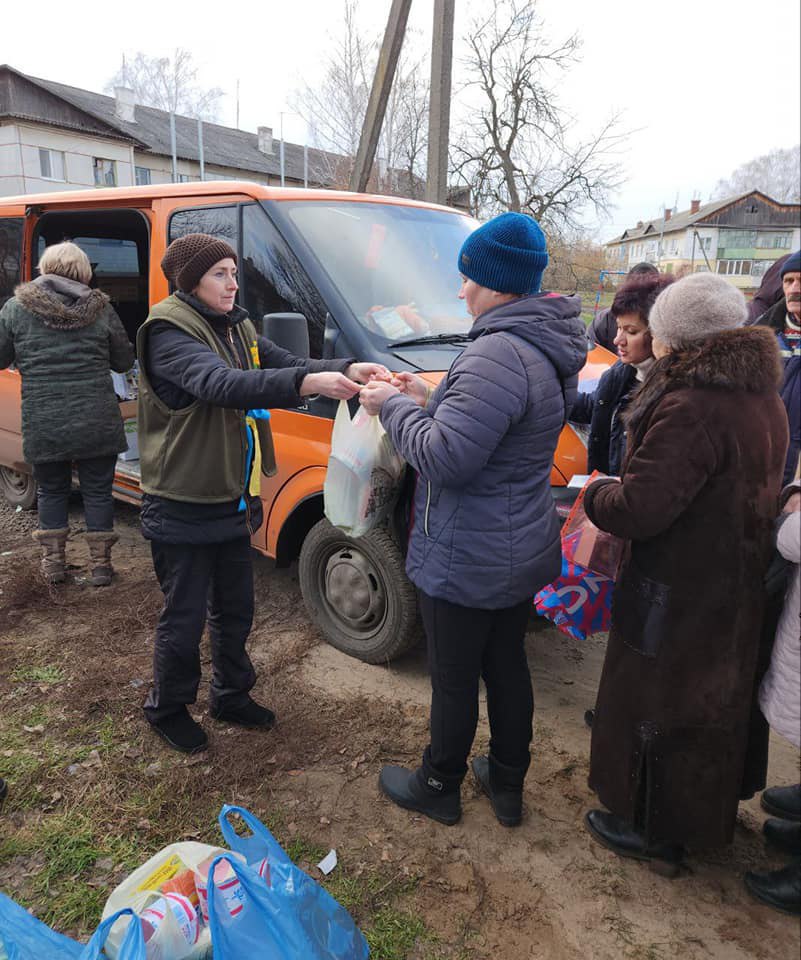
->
[0,242,134,585]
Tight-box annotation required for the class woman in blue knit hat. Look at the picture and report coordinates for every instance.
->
[360,212,587,826]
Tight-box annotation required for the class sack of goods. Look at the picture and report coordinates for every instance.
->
[0,805,369,960]
[324,400,405,538]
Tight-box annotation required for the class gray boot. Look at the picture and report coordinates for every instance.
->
[85,531,119,587]
[32,528,69,584]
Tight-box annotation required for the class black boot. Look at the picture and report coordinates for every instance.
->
[210,697,276,729]
[148,707,208,754]
[585,810,684,877]
[761,784,801,822]
[744,862,801,916]
[0,777,7,812]
[764,818,801,857]
[378,765,461,826]
[471,755,525,827]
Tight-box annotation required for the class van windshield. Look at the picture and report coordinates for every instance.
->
[280,201,477,343]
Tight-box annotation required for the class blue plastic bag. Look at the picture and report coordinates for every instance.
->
[214,806,370,959]
[0,894,143,960]
[79,908,145,960]
[0,891,81,960]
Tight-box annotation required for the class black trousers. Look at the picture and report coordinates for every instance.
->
[143,536,257,722]
[33,456,117,530]
[418,589,534,788]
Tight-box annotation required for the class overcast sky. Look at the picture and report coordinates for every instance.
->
[3,0,799,240]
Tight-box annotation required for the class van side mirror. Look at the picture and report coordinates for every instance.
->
[262,312,310,359]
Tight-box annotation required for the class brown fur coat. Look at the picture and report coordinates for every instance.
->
[584,326,788,847]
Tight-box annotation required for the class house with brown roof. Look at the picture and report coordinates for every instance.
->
[605,191,800,288]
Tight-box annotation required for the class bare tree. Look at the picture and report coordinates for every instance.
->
[451,0,626,235]
[292,0,429,197]
[106,50,224,121]
[714,146,801,203]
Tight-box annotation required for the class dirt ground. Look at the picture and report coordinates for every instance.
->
[1,496,799,959]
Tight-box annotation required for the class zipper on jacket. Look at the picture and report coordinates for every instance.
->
[424,480,432,537]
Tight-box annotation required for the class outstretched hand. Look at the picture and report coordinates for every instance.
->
[359,379,400,416]
[300,371,361,400]
[346,362,392,384]
[391,371,429,408]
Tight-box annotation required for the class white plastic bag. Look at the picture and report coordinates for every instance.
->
[101,842,231,960]
[324,400,405,538]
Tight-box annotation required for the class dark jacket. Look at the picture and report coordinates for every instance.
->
[381,293,586,608]
[747,253,791,324]
[139,293,352,544]
[569,361,637,475]
[584,326,788,847]
[588,306,617,352]
[0,275,134,463]
[757,298,800,483]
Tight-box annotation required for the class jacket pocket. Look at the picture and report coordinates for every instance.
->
[614,565,671,658]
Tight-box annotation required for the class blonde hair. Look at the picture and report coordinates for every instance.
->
[38,242,92,285]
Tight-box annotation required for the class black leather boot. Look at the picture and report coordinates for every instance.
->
[761,784,801,822]
[764,818,801,857]
[148,707,208,754]
[210,697,276,729]
[471,755,525,827]
[378,765,461,825]
[745,862,801,916]
[585,810,684,877]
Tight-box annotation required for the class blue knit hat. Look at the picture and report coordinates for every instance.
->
[458,212,549,295]
[780,250,801,277]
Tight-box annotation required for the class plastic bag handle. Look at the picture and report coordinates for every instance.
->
[218,804,292,865]
[79,908,145,960]
[205,855,267,939]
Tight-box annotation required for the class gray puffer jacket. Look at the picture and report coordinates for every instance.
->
[380,293,586,608]
[0,275,134,463]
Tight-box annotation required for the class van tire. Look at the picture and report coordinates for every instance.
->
[299,518,420,664]
[0,467,37,510]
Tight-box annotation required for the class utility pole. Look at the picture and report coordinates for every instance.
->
[349,0,413,193]
[425,0,455,204]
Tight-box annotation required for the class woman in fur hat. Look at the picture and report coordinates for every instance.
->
[581,273,788,874]
[0,242,135,586]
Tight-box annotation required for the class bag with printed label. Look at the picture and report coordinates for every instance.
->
[211,805,369,959]
[324,400,405,538]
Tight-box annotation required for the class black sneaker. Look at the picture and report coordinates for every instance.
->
[148,708,208,754]
[378,765,461,826]
[210,698,276,729]
[745,862,801,916]
[764,818,801,857]
[761,784,801,822]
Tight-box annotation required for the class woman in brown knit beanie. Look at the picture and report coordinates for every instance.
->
[137,233,389,754]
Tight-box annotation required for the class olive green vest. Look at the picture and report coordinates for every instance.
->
[136,295,262,503]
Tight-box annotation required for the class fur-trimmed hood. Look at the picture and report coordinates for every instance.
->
[626,326,782,435]
[14,275,110,330]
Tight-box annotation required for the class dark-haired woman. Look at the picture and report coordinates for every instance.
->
[570,272,675,475]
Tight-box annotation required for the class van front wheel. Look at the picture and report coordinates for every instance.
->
[298,518,420,664]
[0,467,37,510]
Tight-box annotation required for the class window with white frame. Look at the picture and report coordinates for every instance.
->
[716,259,753,276]
[93,157,117,187]
[39,148,65,181]
[135,166,151,186]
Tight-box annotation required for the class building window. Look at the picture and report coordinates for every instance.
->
[755,231,792,249]
[178,174,200,183]
[39,148,65,181]
[135,166,151,186]
[716,259,753,276]
[93,158,117,187]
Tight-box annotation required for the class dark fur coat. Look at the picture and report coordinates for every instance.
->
[583,326,789,847]
[0,277,134,463]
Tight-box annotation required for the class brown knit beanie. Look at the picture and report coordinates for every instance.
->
[160,233,237,292]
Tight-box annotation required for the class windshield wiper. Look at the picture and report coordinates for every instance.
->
[388,332,472,348]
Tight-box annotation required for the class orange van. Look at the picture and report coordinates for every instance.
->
[0,182,613,661]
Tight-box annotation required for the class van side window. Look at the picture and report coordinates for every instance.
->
[241,203,326,358]
[0,219,24,308]
[168,206,238,253]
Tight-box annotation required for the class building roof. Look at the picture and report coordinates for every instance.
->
[0,64,342,184]
[606,190,799,244]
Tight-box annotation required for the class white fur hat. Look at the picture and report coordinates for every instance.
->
[649,273,748,350]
